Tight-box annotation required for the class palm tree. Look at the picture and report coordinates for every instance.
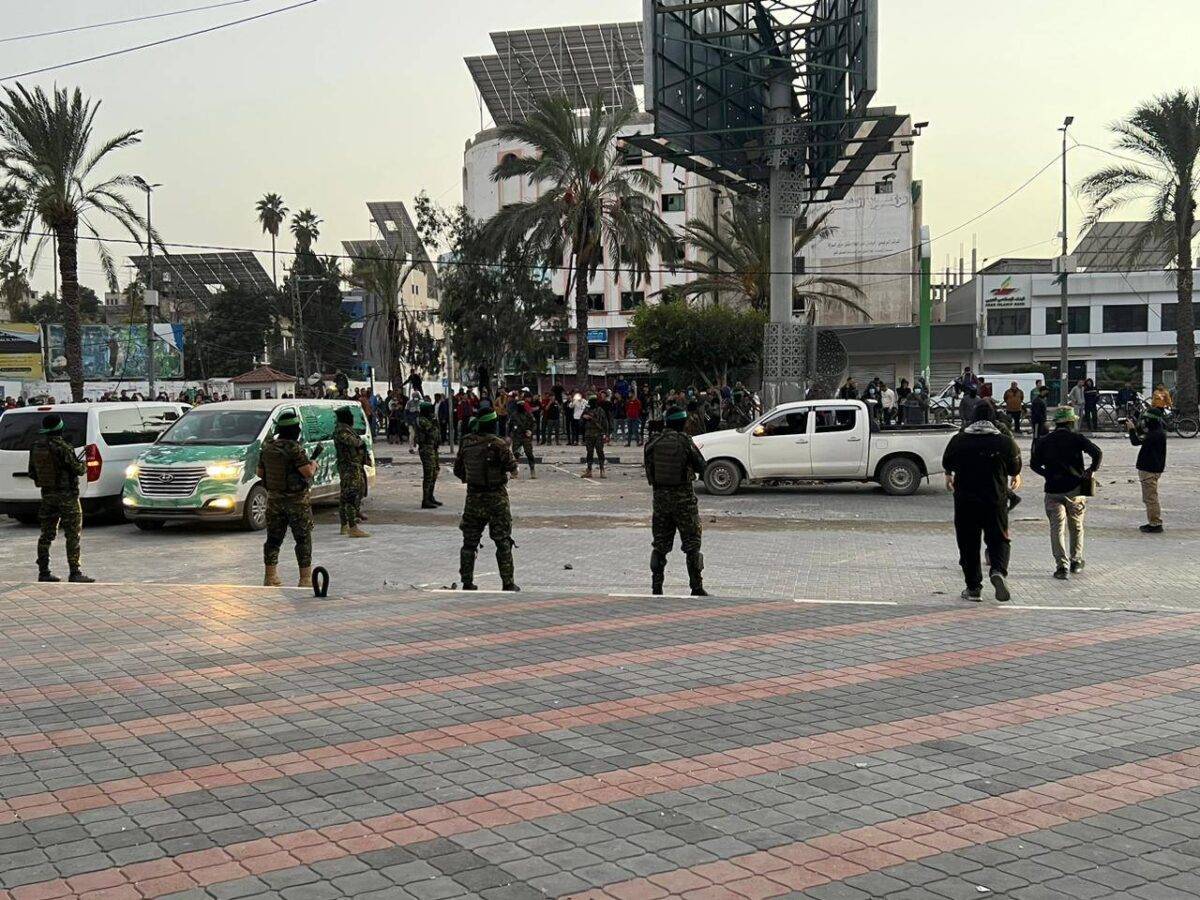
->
[0,259,31,320]
[484,94,676,379]
[346,241,419,390]
[0,84,151,400]
[674,199,869,321]
[290,208,321,253]
[255,192,288,287]
[1081,89,1200,415]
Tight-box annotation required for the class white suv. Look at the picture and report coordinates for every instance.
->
[0,402,188,523]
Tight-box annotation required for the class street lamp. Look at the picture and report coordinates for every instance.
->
[1057,118,1073,406]
[133,176,162,399]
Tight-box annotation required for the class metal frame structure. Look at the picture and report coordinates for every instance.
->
[129,251,272,306]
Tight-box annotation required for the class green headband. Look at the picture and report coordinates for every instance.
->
[665,410,688,422]
[40,419,64,434]
[475,410,498,425]
[1053,407,1076,423]
[276,412,301,427]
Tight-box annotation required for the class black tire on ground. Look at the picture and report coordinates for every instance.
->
[703,460,742,496]
[879,458,922,496]
[134,519,165,531]
[242,485,268,531]
[1175,416,1199,439]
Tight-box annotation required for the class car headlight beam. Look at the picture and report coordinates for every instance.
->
[205,461,244,480]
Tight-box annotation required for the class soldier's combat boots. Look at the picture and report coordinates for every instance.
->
[68,570,95,584]
[460,548,478,591]
[497,541,518,592]
[583,467,594,479]
[38,569,61,583]
[598,467,606,479]
[298,566,312,589]
[264,564,282,587]
[650,550,666,596]
[686,552,707,597]
[347,525,370,538]
[340,524,350,535]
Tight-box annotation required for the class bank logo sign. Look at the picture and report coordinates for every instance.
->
[984,275,1032,309]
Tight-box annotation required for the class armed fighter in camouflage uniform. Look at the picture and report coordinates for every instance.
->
[333,406,370,537]
[581,395,610,478]
[453,409,519,591]
[415,400,442,508]
[507,398,537,479]
[257,411,322,586]
[27,414,94,583]
[722,390,754,430]
[644,407,708,596]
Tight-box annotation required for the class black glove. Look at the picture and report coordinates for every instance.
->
[311,443,324,459]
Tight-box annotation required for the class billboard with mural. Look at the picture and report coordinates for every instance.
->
[0,323,44,381]
[45,324,184,381]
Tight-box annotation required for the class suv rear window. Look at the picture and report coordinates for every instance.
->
[98,406,181,446]
[0,412,88,450]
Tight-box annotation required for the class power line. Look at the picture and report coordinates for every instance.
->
[0,0,260,44]
[0,0,322,82]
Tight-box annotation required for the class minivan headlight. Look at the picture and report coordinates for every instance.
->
[205,461,244,480]
[125,464,140,479]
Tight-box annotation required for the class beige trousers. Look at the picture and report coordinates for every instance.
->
[1139,471,1162,527]
[1045,491,1086,569]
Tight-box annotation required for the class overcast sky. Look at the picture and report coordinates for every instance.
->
[5,0,1198,294]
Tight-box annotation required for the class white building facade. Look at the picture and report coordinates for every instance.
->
[976,267,1193,393]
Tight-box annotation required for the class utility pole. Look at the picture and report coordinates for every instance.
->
[1058,116,1074,406]
[133,177,161,399]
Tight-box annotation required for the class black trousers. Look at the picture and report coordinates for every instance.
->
[954,499,1010,591]
[1009,409,1022,433]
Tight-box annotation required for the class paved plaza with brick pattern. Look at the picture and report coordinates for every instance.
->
[2,436,1200,898]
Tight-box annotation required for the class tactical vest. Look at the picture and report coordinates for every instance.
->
[30,440,76,494]
[647,431,690,487]
[461,435,506,490]
[260,438,308,495]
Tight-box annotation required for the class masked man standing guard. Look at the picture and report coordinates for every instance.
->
[645,406,708,596]
[334,407,371,537]
[453,409,519,591]
[28,414,94,583]
[258,411,321,587]
[415,400,442,508]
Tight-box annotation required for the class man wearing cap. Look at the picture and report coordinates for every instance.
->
[257,411,322,587]
[581,395,610,478]
[453,409,519,590]
[333,407,370,537]
[1030,407,1103,579]
[507,398,537,479]
[645,406,708,596]
[27,414,93,583]
[1128,406,1167,533]
[415,399,442,508]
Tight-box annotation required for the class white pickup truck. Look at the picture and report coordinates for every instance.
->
[692,399,957,496]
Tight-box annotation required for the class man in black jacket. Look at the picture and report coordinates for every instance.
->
[942,404,1023,602]
[1129,407,1167,533]
[1030,407,1103,579]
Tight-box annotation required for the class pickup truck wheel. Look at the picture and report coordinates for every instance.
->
[879,458,921,496]
[704,460,742,496]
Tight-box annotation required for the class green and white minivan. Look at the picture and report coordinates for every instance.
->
[122,399,374,531]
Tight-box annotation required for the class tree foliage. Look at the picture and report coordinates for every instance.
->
[1080,89,1200,414]
[416,192,564,391]
[629,298,767,388]
[282,249,353,377]
[480,94,675,378]
[0,83,153,400]
[185,285,279,379]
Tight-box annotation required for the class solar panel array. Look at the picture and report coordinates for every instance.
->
[128,251,273,305]
[466,22,643,125]
[1072,220,1198,271]
[363,201,438,299]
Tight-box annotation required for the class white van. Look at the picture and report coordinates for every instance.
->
[0,402,189,524]
[931,372,1046,420]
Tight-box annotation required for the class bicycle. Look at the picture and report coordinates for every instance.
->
[1126,398,1198,439]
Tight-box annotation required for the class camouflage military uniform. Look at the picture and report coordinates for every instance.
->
[415,414,441,505]
[581,404,610,474]
[27,435,86,577]
[722,397,753,430]
[644,428,708,595]
[507,406,536,475]
[684,411,706,437]
[257,437,314,567]
[453,432,518,588]
[333,422,368,528]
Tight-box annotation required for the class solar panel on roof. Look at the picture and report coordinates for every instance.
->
[1072,220,1199,271]
[467,22,643,125]
[128,251,273,306]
